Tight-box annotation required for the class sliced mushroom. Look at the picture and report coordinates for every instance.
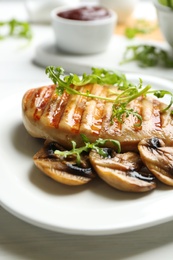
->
[89,148,156,192]
[138,137,173,186]
[33,140,95,186]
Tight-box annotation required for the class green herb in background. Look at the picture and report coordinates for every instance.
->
[125,20,157,39]
[159,0,173,8]
[120,44,173,68]
[0,19,32,40]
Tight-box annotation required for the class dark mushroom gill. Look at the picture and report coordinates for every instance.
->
[89,148,156,192]
[138,137,173,186]
[33,140,95,186]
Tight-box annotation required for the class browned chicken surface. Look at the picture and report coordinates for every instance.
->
[22,83,173,191]
[22,84,173,151]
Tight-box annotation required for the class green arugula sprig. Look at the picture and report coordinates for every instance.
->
[110,79,151,125]
[0,19,32,40]
[54,134,121,166]
[45,66,128,97]
[120,44,173,68]
[45,66,173,125]
[125,20,157,39]
[150,90,173,114]
[46,66,148,124]
[159,0,173,8]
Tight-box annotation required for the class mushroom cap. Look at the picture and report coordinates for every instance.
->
[89,149,156,192]
[33,140,95,186]
[138,137,173,186]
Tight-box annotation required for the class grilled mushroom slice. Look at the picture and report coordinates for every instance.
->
[138,137,173,186]
[89,148,156,192]
[33,140,95,186]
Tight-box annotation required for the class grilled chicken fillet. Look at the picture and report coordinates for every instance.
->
[22,84,173,152]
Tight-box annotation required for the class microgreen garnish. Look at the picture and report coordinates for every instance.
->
[0,19,32,40]
[149,90,173,112]
[125,20,157,39]
[45,66,173,126]
[159,0,173,8]
[45,66,127,93]
[110,80,151,125]
[54,134,121,166]
[120,44,173,68]
[112,105,143,127]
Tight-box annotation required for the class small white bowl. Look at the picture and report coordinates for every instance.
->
[154,0,173,48]
[25,0,80,23]
[99,0,138,24]
[51,5,117,55]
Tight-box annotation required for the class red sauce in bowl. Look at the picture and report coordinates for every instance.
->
[57,6,111,21]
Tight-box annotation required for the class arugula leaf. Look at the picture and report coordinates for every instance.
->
[54,134,121,165]
[111,83,151,125]
[120,44,173,68]
[46,66,127,88]
[149,90,173,112]
[159,0,173,8]
[125,20,157,39]
[45,66,173,126]
[0,19,32,40]
[45,66,132,102]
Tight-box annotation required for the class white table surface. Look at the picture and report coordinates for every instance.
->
[1,1,173,259]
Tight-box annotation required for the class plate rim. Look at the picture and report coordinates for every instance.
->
[1,72,173,236]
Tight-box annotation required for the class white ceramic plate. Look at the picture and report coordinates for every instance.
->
[1,73,173,236]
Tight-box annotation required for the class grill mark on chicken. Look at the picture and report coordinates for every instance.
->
[33,86,55,121]
[151,99,161,129]
[90,85,108,135]
[160,101,173,128]
[23,89,34,110]
[130,99,142,131]
[79,84,107,136]
[100,102,122,138]
[91,98,105,134]
[58,85,90,134]
[22,83,173,190]
[48,91,69,128]
[100,86,122,139]
[71,84,92,133]
[129,97,163,140]
[122,96,143,133]
[141,97,161,130]
[22,84,173,151]
[140,98,162,140]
